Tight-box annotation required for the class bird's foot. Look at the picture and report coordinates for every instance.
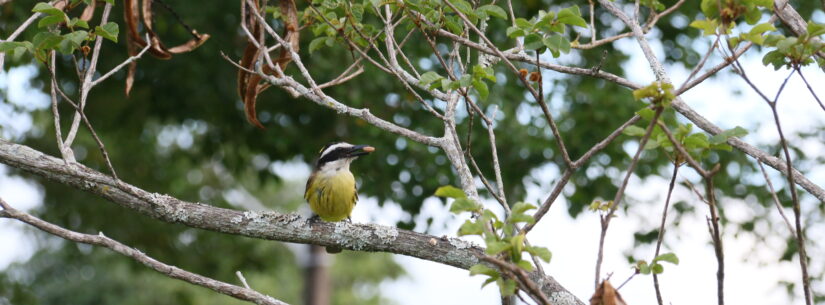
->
[308,214,321,225]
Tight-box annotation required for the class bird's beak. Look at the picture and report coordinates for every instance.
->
[348,145,375,157]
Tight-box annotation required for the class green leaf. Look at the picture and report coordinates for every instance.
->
[523,33,544,50]
[543,34,571,57]
[450,198,481,213]
[636,107,655,120]
[473,79,489,100]
[654,252,680,265]
[700,0,718,18]
[458,74,472,88]
[638,261,651,274]
[511,202,536,214]
[651,263,664,274]
[458,220,484,236]
[516,259,534,272]
[95,22,119,43]
[58,30,88,54]
[32,31,63,50]
[486,240,511,255]
[32,2,65,16]
[710,126,748,144]
[514,18,532,30]
[38,15,65,28]
[527,246,552,262]
[683,132,710,149]
[469,264,499,277]
[622,125,646,137]
[807,21,825,37]
[476,4,507,20]
[481,277,498,288]
[420,71,444,86]
[309,37,331,53]
[689,19,718,36]
[557,6,587,28]
[499,278,518,297]
[749,23,776,35]
[68,18,89,29]
[506,26,526,38]
[507,212,534,224]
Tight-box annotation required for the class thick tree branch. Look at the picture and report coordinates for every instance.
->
[0,198,288,305]
[0,138,584,305]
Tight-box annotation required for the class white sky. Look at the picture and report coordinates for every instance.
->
[2,14,825,305]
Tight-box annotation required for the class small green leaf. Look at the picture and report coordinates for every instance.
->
[523,33,544,50]
[623,125,646,137]
[506,26,526,38]
[709,126,748,144]
[638,261,651,274]
[458,220,484,236]
[516,260,534,271]
[481,277,498,288]
[689,19,718,36]
[38,15,65,28]
[511,202,536,214]
[95,22,119,43]
[807,21,825,37]
[651,263,664,274]
[498,278,518,297]
[309,37,326,53]
[557,6,587,28]
[749,23,776,35]
[420,71,444,86]
[654,252,680,265]
[543,34,571,57]
[450,198,481,214]
[683,132,710,149]
[507,212,535,224]
[476,4,507,20]
[486,240,511,255]
[527,246,552,262]
[68,18,89,29]
[58,30,88,54]
[473,79,489,100]
[32,31,63,50]
[32,2,65,16]
[514,18,532,30]
[469,264,499,277]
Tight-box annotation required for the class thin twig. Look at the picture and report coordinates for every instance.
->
[794,67,824,113]
[652,163,680,305]
[757,162,796,236]
[595,106,663,288]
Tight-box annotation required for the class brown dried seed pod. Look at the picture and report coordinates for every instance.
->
[528,71,541,82]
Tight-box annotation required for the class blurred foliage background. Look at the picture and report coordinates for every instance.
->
[0,0,823,304]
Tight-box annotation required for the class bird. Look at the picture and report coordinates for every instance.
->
[305,142,374,252]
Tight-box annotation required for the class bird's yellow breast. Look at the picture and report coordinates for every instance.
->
[305,170,357,222]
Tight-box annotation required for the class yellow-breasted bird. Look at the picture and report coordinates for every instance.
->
[305,142,375,223]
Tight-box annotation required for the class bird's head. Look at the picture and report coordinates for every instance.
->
[314,142,375,172]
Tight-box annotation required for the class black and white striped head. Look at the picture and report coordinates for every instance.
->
[314,142,375,171]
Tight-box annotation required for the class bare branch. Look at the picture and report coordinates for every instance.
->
[0,139,584,305]
[0,198,289,305]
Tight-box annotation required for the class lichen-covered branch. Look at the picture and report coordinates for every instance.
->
[0,138,583,305]
[0,198,289,305]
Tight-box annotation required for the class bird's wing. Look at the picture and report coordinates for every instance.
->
[304,172,316,200]
[353,184,358,206]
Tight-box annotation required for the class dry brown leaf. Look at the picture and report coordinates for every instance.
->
[235,0,299,129]
[590,280,628,305]
[121,0,210,95]
[79,0,95,22]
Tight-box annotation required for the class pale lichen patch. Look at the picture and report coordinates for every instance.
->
[371,225,398,244]
[447,237,475,249]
